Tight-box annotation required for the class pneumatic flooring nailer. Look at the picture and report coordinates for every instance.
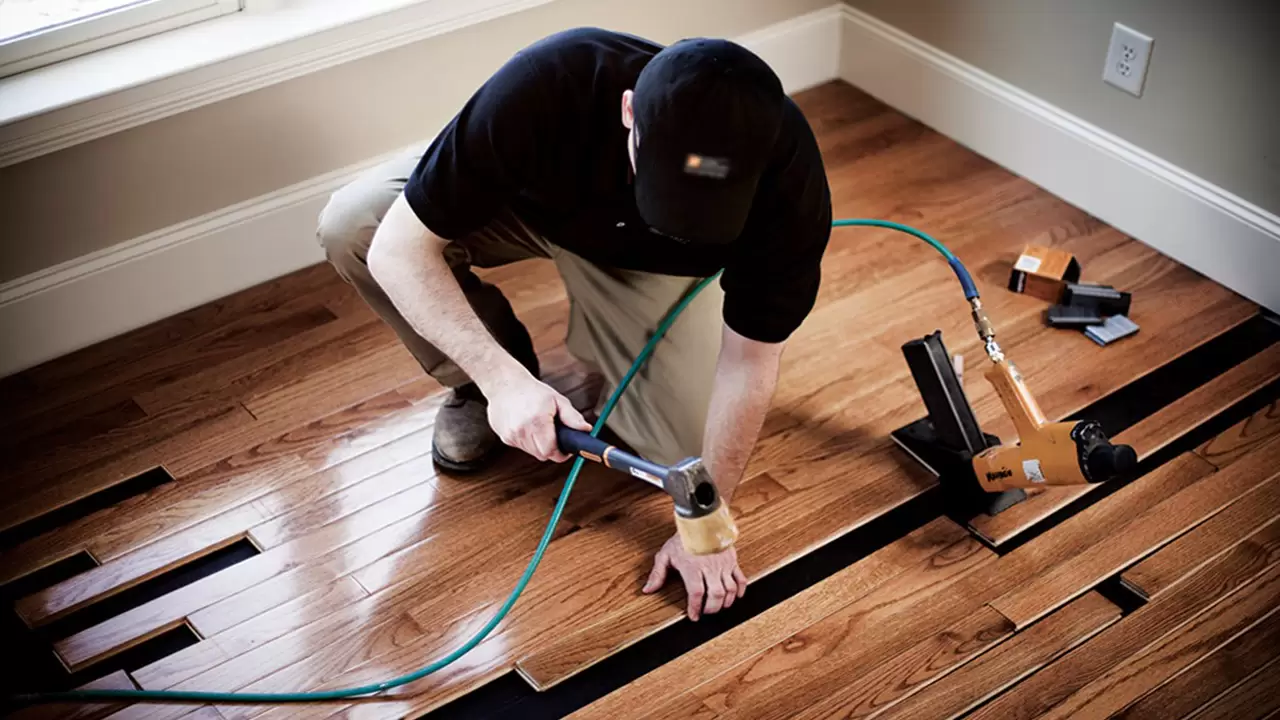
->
[892,301,1138,516]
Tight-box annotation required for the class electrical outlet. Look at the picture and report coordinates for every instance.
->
[1103,23,1153,97]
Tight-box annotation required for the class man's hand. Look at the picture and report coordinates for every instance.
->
[643,533,747,620]
[486,371,592,463]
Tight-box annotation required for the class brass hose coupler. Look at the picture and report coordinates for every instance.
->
[969,298,1004,363]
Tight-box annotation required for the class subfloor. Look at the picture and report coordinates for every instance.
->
[2,81,1277,720]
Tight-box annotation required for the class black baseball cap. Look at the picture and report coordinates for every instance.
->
[632,38,785,244]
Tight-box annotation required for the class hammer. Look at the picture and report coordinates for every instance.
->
[555,423,738,555]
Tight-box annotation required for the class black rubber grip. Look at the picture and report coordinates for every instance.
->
[555,423,612,460]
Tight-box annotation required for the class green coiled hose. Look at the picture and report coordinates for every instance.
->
[10,219,970,708]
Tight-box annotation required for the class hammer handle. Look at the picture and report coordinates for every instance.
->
[555,423,669,487]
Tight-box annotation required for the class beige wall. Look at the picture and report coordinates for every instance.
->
[0,0,830,283]
[844,0,1279,215]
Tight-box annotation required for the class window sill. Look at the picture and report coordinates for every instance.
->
[0,0,551,167]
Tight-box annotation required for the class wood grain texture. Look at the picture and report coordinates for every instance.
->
[968,321,1274,546]
[991,437,1278,628]
[1038,562,1280,719]
[970,526,1280,720]
[564,519,971,717]
[1116,610,1280,720]
[1188,655,1280,720]
[10,670,137,720]
[1122,474,1280,600]
[664,535,996,720]
[887,591,1121,720]
[0,81,1262,719]
[788,605,1014,720]
[1196,399,1280,470]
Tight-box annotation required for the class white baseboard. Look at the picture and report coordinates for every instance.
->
[0,149,408,378]
[0,10,844,378]
[837,5,1280,315]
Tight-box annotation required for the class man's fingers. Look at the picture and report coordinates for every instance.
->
[702,573,727,615]
[721,571,738,609]
[529,415,561,462]
[678,567,705,621]
[643,551,669,593]
[555,395,592,431]
[733,567,748,597]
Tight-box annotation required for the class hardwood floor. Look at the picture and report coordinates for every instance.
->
[2,81,1275,720]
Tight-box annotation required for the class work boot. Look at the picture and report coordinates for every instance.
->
[431,382,500,472]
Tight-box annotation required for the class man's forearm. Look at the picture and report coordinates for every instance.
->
[368,195,529,393]
[701,325,784,502]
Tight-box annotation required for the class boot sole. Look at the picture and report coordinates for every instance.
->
[431,442,504,474]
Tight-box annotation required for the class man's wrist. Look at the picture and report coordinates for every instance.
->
[473,353,534,397]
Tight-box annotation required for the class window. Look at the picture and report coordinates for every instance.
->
[0,0,242,77]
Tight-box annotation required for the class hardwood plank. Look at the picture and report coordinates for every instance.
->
[1116,610,1280,720]
[647,534,996,720]
[1122,475,1280,599]
[248,453,437,549]
[1124,344,1280,459]
[990,438,1279,629]
[1188,655,1280,720]
[241,340,422,424]
[0,404,257,536]
[968,526,1280,720]
[133,576,369,691]
[787,605,1013,720]
[969,321,1275,546]
[0,455,304,588]
[1037,564,1280,719]
[14,501,267,627]
[1,263,340,422]
[560,519,970,714]
[517,455,934,692]
[887,591,1121,720]
[2,302,337,480]
[1196,399,1280,470]
[10,670,137,720]
[132,308,376,416]
[127,459,561,689]
[54,478,445,671]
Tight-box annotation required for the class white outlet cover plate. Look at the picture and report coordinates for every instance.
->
[1103,22,1154,97]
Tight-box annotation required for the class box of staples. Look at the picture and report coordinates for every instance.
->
[1008,245,1081,302]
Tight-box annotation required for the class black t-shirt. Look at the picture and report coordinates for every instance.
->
[403,28,832,343]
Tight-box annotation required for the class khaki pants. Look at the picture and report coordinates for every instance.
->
[317,148,724,464]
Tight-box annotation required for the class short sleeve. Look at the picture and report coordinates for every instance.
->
[719,105,832,343]
[402,54,542,240]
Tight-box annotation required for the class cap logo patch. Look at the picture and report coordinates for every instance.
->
[684,153,731,179]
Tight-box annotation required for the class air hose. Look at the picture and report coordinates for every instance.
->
[10,219,973,709]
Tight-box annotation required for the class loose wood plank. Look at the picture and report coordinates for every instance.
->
[1038,562,1280,719]
[1122,474,1280,599]
[14,502,266,627]
[969,329,1279,546]
[0,455,303,588]
[991,437,1279,628]
[1196,399,1280,470]
[563,519,971,716]
[1116,610,1280,720]
[133,576,369,691]
[969,525,1280,719]
[54,479,444,671]
[887,591,1120,720]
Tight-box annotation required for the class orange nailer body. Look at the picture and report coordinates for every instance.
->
[973,357,1136,492]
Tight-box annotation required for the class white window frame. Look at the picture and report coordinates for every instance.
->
[0,0,243,78]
